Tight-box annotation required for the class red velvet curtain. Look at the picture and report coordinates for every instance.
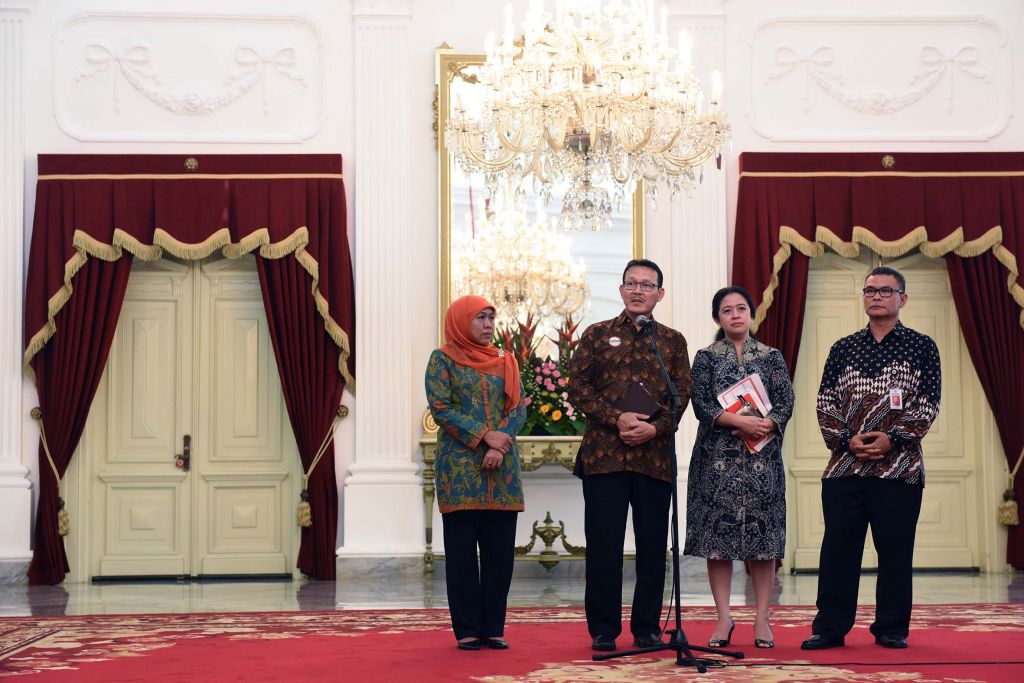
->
[250,170,354,580]
[24,154,354,583]
[733,152,1024,568]
[732,165,816,375]
[26,259,132,585]
[947,252,1024,566]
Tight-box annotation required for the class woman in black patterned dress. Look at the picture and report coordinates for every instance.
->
[684,287,794,649]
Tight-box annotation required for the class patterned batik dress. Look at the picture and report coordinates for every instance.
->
[425,349,527,513]
[683,338,794,560]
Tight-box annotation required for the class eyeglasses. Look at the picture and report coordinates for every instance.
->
[623,280,659,293]
[862,287,904,298]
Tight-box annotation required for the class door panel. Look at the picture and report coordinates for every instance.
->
[194,258,297,576]
[100,475,186,575]
[114,306,180,459]
[94,260,193,577]
[211,302,282,460]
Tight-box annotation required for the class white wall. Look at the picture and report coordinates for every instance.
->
[2,0,1022,577]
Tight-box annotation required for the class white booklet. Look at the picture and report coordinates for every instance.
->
[716,373,775,453]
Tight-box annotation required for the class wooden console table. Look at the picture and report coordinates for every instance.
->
[419,428,585,574]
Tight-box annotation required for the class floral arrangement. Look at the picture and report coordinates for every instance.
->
[495,315,585,437]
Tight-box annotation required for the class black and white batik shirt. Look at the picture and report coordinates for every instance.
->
[816,321,941,486]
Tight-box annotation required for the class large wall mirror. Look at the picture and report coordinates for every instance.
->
[435,47,645,351]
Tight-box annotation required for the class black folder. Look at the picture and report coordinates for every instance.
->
[614,383,662,419]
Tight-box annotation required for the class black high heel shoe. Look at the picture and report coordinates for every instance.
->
[708,619,735,648]
[754,623,774,649]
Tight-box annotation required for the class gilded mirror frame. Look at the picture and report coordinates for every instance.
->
[435,47,646,342]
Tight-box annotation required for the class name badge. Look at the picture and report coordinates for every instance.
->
[889,387,903,410]
[608,336,622,347]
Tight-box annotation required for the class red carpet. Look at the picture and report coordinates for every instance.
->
[2,604,1023,681]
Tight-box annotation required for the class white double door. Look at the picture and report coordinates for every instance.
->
[65,257,301,579]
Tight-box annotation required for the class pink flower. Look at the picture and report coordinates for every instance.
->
[541,366,551,376]
[552,370,561,378]
[557,378,567,387]
[523,397,532,406]
[545,381,555,391]
[535,375,543,383]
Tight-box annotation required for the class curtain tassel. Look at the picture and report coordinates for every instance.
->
[998,447,1024,527]
[32,407,71,537]
[998,490,1018,526]
[297,489,313,528]
[57,497,71,537]
[295,405,348,528]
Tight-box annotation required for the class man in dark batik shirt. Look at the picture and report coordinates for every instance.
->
[568,259,691,652]
[803,266,941,652]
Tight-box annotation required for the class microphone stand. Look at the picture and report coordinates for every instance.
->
[593,322,744,672]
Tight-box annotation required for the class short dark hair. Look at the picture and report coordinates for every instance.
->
[622,259,664,288]
[866,266,906,292]
[712,286,757,341]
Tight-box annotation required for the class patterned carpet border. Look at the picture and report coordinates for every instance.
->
[1,603,1022,681]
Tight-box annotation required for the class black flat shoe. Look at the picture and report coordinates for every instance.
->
[875,634,908,649]
[801,634,844,650]
[632,633,665,648]
[754,623,774,649]
[457,638,481,650]
[591,635,616,651]
[486,638,509,649]
[708,619,735,648]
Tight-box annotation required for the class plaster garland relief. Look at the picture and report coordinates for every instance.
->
[55,12,324,142]
[769,45,988,115]
[750,17,1011,141]
[77,44,307,116]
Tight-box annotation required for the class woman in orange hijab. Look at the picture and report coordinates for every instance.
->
[425,295,526,651]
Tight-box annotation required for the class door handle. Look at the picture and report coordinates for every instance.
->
[175,435,191,471]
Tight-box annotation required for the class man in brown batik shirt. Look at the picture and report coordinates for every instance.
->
[568,259,691,652]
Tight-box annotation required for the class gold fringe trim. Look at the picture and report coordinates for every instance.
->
[752,225,1024,332]
[24,227,355,392]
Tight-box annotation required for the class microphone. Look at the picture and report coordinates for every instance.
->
[635,314,654,332]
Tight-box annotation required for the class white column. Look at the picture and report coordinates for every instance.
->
[0,0,32,580]
[667,7,730,510]
[340,0,422,564]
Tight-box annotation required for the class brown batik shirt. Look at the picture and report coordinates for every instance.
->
[568,311,692,483]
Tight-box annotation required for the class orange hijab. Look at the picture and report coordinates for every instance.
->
[440,295,521,416]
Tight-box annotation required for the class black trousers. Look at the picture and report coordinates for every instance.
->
[812,476,924,640]
[442,509,519,640]
[582,471,672,639]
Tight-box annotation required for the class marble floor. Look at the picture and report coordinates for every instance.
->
[2,557,1022,618]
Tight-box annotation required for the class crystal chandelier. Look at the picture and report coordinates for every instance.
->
[445,0,731,231]
[453,201,590,325]
[558,162,613,232]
